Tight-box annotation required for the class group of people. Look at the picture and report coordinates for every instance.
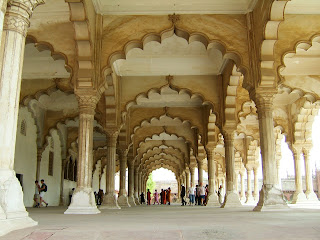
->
[181,183,209,206]
[33,179,48,208]
[141,188,172,205]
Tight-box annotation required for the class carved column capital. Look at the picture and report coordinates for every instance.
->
[250,89,277,117]
[76,94,99,115]
[4,0,45,36]
[222,130,234,143]
[105,127,119,147]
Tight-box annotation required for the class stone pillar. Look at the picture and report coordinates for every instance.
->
[0,1,45,235]
[206,149,220,206]
[36,148,42,181]
[127,161,136,206]
[253,167,259,202]
[101,129,120,209]
[138,172,142,197]
[276,160,281,188]
[252,92,287,211]
[198,160,204,185]
[134,168,140,205]
[65,95,100,214]
[291,147,307,204]
[0,0,7,47]
[246,168,254,203]
[303,148,318,202]
[190,167,195,187]
[186,169,190,192]
[221,131,242,208]
[117,150,130,207]
[59,159,67,206]
[240,171,246,202]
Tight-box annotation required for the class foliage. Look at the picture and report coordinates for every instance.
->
[146,173,156,193]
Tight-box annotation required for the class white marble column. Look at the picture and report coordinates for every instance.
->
[101,129,120,209]
[59,159,67,206]
[253,92,287,211]
[118,150,130,207]
[253,167,259,202]
[186,169,190,192]
[292,147,307,204]
[221,131,242,208]
[138,172,142,197]
[303,148,318,202]
[240,172,246,202]
[190,167,195,187]
[198,160,204,185]
[206,149,220,206]
[65,95,100,214]
[0,0,7,47]
[134,168,140,205]
[36,148,42,181]
[246,168,254,203]
[127,160,136,206]
[0,1,45,235]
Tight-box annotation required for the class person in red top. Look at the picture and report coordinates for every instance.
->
[166,187,171,205]
[147,189,151,205]
[163,190,167,205]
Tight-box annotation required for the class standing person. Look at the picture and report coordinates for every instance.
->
[181,184,186,206]
[195,185,198,205]
[167,187,171,205]
[147,189,151,205]
[154,190,159,205]
[218,185,223,204]
[39,179,48,207]
[160,189,163,204]
[188,183,195,206]
[69,187,74,205]
[33,180,40,208]
[204,184,209,206]
[199,183,206,206]
[163,189,167,205]
[140,192,145,204]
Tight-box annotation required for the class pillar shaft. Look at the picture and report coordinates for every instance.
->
[36,148,42,181]
[59,159,66,206]
[198,161,203,185]
[221,131,242,208]
[101,129,120,209]
[291,147,307,203]
[65,95,100,214]
[246,169,254,203]
[190,167,195,187]
[253,167,259,201]
[119,151,127,196]
[134,168,140,205]
[240,172,245,201]
[186,170,190,191]
[206,149,220,206]
[303,149,318,202]
[127,161,136,206]
[0,1,44,233]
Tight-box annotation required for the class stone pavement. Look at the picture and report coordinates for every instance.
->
[2,204,320,240]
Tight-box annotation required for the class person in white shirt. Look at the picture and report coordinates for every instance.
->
[188,183,195,206]
[199,183,206,206]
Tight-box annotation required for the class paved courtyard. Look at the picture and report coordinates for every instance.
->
[2,204,320,240]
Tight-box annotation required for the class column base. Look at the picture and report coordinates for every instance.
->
[117,195,131,207]
[134,196,141,205]
[59,196,65,206]
[100,193,120,209]
[64,187,100,214]
[206,193,221,207]
[306,191,319,202]
[254,194,259,202]
[221,191,242,208]
[128,196,136,206]
[0,216,37,237]
[292,192,308,204]
[240,195,246,203]
[245,195,255,204]
[253,184,288,211]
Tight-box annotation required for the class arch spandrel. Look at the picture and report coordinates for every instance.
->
[141,147,184,165]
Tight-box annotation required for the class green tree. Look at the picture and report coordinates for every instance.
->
[146,173,156,193]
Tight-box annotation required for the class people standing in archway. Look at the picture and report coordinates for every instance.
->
[181,184,186,206]
[39,179,48,207]
[147,189,151,205]
[167,187,171,205]
[188,183,195,206]
[160,189,163,204]
[154,189,159,205]
[195,185,199,205]
[33,180,40,208]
